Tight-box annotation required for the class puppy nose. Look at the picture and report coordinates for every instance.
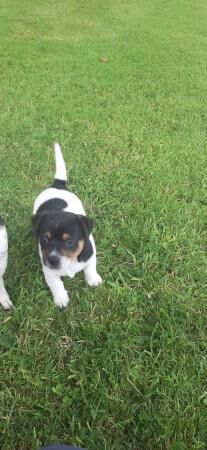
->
[48,254,59,267]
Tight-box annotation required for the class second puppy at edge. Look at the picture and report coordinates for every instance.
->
[32,143,102,309]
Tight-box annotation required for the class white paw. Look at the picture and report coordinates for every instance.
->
[86,273,103,288]
[0,294,13,310]
[53,291,69,309]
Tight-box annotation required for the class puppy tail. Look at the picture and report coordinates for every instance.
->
[53,143,67,189]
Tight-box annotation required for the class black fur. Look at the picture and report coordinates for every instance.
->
[36,198,67,214]
[0,216,5,226]
[76,215,93,237]
[52,178,67,190]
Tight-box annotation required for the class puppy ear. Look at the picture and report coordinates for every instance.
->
[76,214,94,237]
[31,212,45,237]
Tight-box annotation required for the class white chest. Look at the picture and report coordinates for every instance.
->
[56,256,88,278]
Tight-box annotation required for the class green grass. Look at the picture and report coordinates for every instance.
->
[0,0,207,448]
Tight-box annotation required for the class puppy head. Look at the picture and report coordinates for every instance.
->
[31,210,93,269]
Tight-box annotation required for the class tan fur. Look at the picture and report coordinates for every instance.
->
[61,240,84,259]
[62,233,70,241]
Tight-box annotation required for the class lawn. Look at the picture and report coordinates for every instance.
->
[0,0,207,449]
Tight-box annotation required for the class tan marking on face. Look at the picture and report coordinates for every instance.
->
[45,231,52,239]
[61,240,84,259]
[62,233,70,241]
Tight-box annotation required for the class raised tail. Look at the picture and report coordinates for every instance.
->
[52,143,68,189]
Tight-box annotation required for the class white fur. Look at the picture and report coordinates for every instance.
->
[54,142,67,181]
[33,143,102,308]
[0,224,12,310]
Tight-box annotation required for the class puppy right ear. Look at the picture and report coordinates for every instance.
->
[76,214,94,237]
[31,213,44,237]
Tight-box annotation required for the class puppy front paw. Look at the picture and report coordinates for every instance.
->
[0,294,13,311]
[86,273,103,288]
[53,291,69,310]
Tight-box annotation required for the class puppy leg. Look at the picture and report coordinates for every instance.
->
[84,255,102,287]
[0,277,12,310]
[0,227,12,310]
[43,267,69,309]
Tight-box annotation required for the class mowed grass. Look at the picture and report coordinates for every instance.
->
[0,0,207,448]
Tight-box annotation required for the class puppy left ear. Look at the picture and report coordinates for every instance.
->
[31,212,45,237]
[76,215,94,237]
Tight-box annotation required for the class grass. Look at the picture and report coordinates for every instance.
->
[0,0,207,448]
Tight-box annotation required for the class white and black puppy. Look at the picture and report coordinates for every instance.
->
[0,219,12,310]
[32,143,102,309]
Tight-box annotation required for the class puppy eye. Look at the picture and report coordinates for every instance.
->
[42,235,49,244]
[66,239,75,247]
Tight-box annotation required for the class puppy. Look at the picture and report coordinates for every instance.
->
[0,219,12,310]
[32,143,102,309]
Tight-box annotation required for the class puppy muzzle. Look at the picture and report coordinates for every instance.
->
[44,253,60,269]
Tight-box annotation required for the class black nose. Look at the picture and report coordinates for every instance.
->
[47,254,59,267]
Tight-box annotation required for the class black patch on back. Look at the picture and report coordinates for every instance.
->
[0,216,5,225]
[36,198,67,214]
[78,239,93,262]
[52,178,67,190]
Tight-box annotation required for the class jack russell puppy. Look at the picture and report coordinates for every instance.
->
[32,143,102,309]
[0,219,12,310]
